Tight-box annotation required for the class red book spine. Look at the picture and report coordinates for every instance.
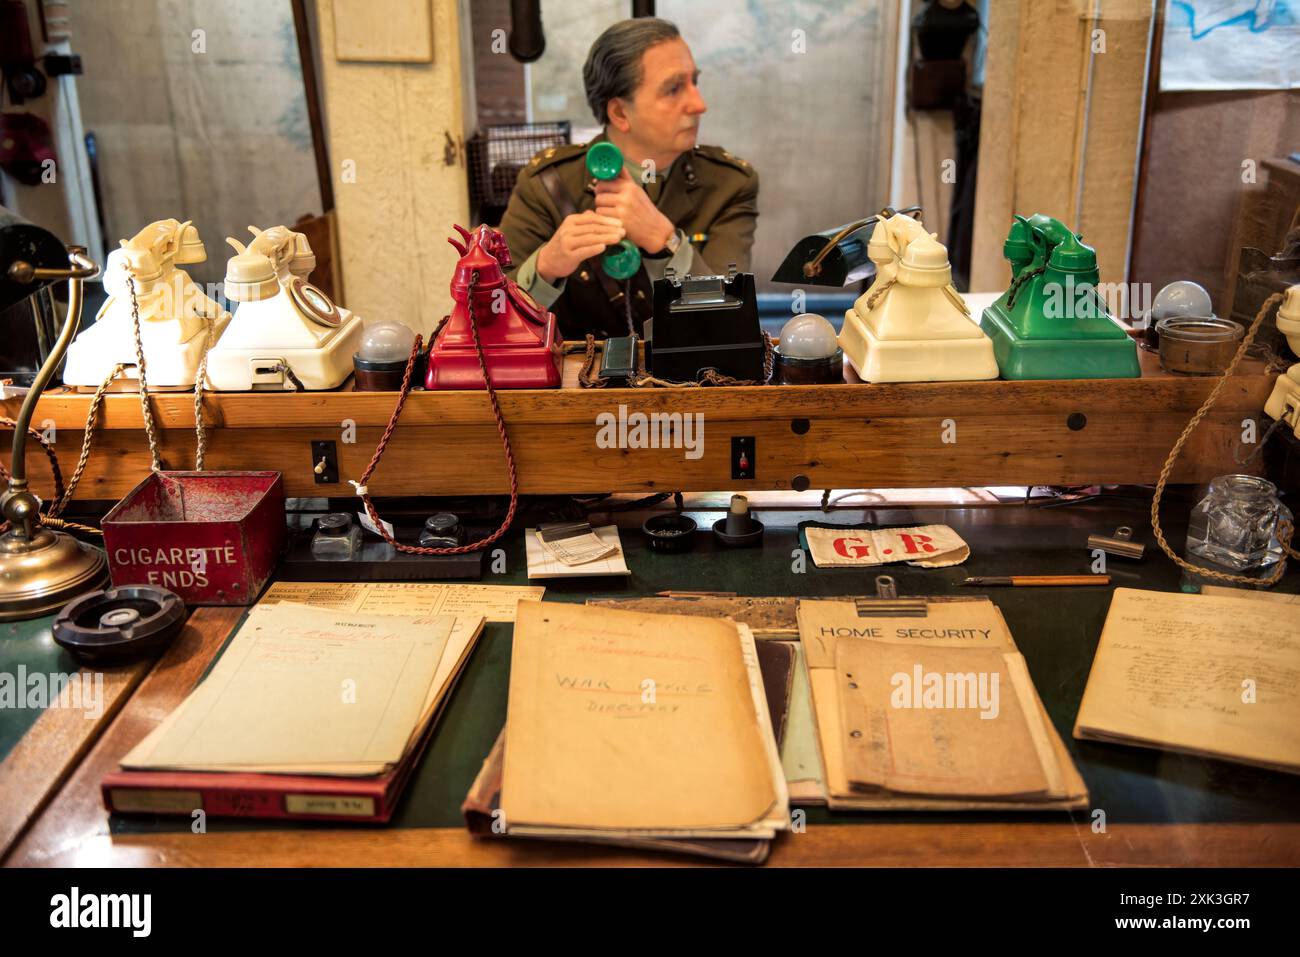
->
[101,770,395,823]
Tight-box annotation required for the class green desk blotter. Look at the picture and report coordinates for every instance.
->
[0,613,81,764]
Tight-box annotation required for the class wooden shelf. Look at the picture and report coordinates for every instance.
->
[3,350,1277,500]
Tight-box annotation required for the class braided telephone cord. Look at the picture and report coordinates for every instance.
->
[193,316,216,470]
[354,271,519,554]
[125,269,163,472]
[1150,291,1298,586]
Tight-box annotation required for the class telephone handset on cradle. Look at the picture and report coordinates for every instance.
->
[205,224,363,391]
[425,223,562,390]
[980,213,1140,380]
[837,207,997,383]
[351,225,557,559]
[62,218,232,390]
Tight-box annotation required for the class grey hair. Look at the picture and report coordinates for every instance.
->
[583,18,681,125]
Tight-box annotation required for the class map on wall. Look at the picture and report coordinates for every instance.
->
[1160,1,1300,90]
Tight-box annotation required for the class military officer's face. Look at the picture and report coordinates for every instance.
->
[617,38,707,159]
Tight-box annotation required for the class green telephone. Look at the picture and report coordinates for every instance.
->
[980,214,1140,380]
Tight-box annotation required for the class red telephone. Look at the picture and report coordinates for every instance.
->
[425,223,563,390]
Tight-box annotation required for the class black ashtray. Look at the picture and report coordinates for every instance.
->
[53,585,186,664]
[642,514,698,553]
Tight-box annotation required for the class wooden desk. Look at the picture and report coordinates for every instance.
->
[0,617,152,860]
[6,599,1294,867]
[7,500,1300,867]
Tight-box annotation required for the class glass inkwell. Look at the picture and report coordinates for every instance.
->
[1186,475,1292,581]
[311,512,362,561]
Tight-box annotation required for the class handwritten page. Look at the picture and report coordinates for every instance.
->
[257,581,543,622]
[836,641,1048,798]
[501,600,778,830]
[129,605,453,770]
[1074,588,1300,774]
[524,525,629,579]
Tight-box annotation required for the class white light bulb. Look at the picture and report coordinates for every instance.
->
[778,313,838,359]
[359,320,415,363]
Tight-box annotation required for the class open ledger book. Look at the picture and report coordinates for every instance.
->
[1074,588,1300,775]
[464,601,788,861]
[797,598,1088,810]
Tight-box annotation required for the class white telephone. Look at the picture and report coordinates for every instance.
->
[1263,284,1300,436]
[63,219,231,390]
[204,225,363,391]
[838,210,998,383]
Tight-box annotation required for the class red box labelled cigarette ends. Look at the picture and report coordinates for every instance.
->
[102,471,286,606]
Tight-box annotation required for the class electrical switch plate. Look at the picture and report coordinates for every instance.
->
[311,439,338,485]
[732,436,755,480]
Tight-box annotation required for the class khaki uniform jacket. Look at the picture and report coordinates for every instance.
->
[497,134,759,340]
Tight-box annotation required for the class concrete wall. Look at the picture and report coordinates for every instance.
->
[313,0,471,335]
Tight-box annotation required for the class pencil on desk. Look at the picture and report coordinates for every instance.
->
[961,575,1111,587]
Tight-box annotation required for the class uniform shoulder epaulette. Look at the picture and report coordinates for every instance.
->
[525,142,589,174]
[692,144,754,176]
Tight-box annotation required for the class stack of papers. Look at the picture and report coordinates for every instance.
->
[102,586,517,821]
[524,525,629,578]
[120,603,478,776]
[464,601,788,861]
[797,598,1088,810]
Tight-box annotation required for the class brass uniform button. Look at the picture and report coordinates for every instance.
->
[579,269,591,282]
[636,290,646,300]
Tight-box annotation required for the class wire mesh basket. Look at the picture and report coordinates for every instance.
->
[468,122,572,214]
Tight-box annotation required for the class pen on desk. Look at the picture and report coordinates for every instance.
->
[961,575,1111,587]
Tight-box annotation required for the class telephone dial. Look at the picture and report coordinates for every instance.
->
[63,218,232,390]
[205,224,362,391]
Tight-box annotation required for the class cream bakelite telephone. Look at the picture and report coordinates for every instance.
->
[205,225,363,391]
[838,209,998,383]
[63,219,231,390]
[1264,285,1300,435]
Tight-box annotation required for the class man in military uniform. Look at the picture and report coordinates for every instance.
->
[498,18,758,341]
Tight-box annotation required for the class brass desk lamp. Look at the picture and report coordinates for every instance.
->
[1,238,108,621]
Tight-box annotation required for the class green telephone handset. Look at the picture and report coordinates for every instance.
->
[586,141,642,281]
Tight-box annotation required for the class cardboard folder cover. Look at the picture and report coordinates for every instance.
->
[499,601,787,836]
[797,598,1087,810]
